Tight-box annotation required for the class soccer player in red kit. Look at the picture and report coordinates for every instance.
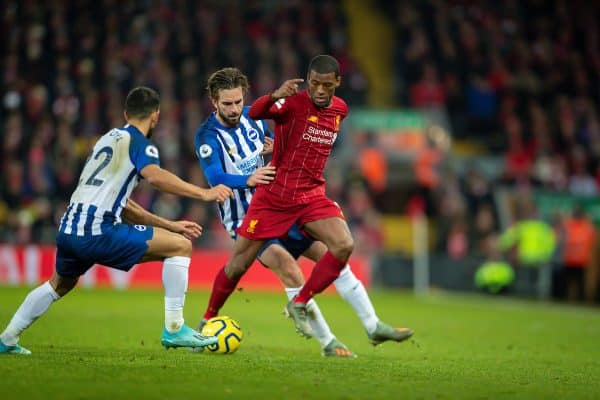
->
[203,55,361,337]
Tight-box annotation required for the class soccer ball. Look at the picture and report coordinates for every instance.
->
[200,316,243,354]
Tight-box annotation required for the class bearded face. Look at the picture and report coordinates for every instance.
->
[213,87,244,127]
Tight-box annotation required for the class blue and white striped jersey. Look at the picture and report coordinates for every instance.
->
[195,106,271,235]
[59,124,160,236]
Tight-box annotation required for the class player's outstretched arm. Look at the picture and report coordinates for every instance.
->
[202,163,275,189]
[270,78,304,101]
[141,164,233,203]
[248,79,303,120]
[123,199,203,240]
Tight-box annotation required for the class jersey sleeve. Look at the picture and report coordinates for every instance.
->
[195,131,249,189]
[249,94,290,122]
[341,99,349,119]
[338,97,349,121]
[128,134,160,175]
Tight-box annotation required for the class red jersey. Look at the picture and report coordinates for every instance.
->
[249,90,348,203]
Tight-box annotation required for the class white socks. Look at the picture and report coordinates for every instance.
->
[285,287,334,347]
[0,281,60,346]
[283,265,379,346]
[162,256,190,333]
[334,265,379,334]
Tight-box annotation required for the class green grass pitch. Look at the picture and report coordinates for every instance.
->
[1,286,599,399]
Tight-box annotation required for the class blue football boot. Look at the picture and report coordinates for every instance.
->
[0,339,31,355]
[161,324,217,350]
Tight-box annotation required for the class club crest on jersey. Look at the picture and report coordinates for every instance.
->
[247,128,259,141]
[199,144,213,158]
[134,225,147,231]
[308,115,318,123]
[246,219,259,234]
[145,145,159,158]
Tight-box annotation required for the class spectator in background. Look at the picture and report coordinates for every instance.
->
[409,63,446,109]
[498,200,556,299]
[568,146,598,197]
[560,206,596,302]
[465,73,498,135]
[356,131,388,195]
[502,115,533,186]
[472,203,498,257]
[345,182,384,255]
[446,217,469,261]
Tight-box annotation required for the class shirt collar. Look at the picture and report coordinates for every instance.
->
[123,124,144,137]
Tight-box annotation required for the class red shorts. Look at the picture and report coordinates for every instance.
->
[237,189,345,240]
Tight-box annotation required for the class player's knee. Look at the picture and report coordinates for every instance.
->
[50,273,78,297]
[331,235,354,261]
[173,236,193,257]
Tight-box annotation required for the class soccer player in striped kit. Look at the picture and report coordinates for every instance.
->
[0,87,232,355]
[196,65,412,356]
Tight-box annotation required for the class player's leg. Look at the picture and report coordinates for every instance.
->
[258,242,355,357]
[140,226,218,349]
[281,198,354,337]
[0,240,83,355]
[294,216,354,304]
[202,235,265,321]
[303,241,413,345]
[258,240,306,288]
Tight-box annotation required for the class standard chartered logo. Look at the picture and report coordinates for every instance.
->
[302,126,337,145]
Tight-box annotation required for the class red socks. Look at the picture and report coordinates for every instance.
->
[203,267,239,320]
[295,251,346,304]
[206,253,346,317]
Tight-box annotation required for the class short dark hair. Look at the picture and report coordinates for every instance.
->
[307,55,340,77]
[125,86,160,119]
[207,67,249,100]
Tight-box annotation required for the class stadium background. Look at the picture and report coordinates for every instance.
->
[1,0,600,303]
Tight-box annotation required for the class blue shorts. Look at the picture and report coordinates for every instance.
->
[55,223,154,278]
[257,224,314,260]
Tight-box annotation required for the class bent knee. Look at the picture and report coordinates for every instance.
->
[50,273,78,297]
[331,236,354,261]
[172,236,193,257]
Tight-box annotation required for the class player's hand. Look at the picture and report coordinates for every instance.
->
[247,166,276,187]
[271,79,304,100]
[170,220,203,240]
[261,136,274,155]
[203,184,233,203]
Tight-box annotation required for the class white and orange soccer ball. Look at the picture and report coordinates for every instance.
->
[200,316,243,354]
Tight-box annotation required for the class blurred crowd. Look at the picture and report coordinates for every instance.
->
[395,0,600,190]
[386,0,600,257]
[0,0,368,246]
